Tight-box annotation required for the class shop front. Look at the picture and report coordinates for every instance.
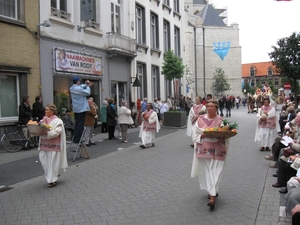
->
[40,38,106,119]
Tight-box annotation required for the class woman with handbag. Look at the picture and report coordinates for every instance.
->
[118,100,134,143]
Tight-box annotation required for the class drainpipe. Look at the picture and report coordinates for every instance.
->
[203,27,206,97]
[194,27,197,96]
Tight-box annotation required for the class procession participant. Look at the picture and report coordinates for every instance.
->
[191,99,230,209]
[139,102,160,149]
[255,97,278,151]
[186,96,206,148]
[38,104,68,188]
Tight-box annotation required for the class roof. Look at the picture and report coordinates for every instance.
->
[197,5,226,27]
[193,0,207,4]
[242,62,279,77]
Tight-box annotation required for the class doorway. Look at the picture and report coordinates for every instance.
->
[111,82,127,107]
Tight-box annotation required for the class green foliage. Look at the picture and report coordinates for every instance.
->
[269,32,300,105]
[161,50,185,81]
[211,67,231,96]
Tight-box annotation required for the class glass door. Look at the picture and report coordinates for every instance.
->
[111,82,127,107]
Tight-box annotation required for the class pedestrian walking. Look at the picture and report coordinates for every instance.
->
[118,100,134,143]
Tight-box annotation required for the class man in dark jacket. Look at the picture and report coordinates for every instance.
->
[19,96,32,126]
[225,96,233,117]
[32,96,45,121]
[18,96,32,149]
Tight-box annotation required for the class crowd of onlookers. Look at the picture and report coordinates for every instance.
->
[262,95,300,224]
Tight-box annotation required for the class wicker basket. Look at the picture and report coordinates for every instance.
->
[203,130,237,139]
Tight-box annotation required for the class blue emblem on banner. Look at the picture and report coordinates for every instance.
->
[213,42,231,60]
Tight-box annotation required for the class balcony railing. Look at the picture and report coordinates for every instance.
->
[51,7,71,21]
[107,32,137,55]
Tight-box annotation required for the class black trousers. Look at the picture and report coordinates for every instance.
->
[278,159,297,186]
[293,212,300,225]
[73,112,86,143]
[108,125,115,139]
[101,122,107,133]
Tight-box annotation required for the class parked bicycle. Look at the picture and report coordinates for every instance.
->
[1,122,39,153]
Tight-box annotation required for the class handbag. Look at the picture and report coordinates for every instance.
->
[283,148,294,157]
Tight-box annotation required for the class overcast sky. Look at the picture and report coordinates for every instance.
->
[210,0,300,64]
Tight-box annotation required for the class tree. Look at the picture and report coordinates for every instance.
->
[161,50,185,109]
[269,32,300,105]
[210,67,231,97]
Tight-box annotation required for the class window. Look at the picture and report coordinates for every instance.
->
[268,66,273,76]
[275,78,279,86]
[0,0,24,22]
[136,5,145,45]
[51,0,67,12]
[163,0,170,6]
[0,74,19,119]
[111,0,121,33]
[250,79,255,87]
[152,66,160,99]
[173,0,179,13]
[52,0,71,21]
[174,26,180,56]
[163,20,170,52]
[137,63,146,99]
[80,0,96,24]
[250,66,256,77]
[150,13,159,49]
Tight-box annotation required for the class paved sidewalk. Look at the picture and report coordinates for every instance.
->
[0,108,292,225]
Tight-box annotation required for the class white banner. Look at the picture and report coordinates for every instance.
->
[55,49,102,76]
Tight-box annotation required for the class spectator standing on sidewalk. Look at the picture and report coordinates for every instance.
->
[83,97,97,146]
[107,98,118,140]
[118,100,133,143]
[32,96,45,121]
[18,95,33,150]
[100,100,108,133]
[69,77,92,143]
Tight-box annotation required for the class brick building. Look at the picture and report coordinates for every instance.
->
[0,1,40,133]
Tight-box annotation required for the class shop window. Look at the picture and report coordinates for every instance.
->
[0,74,19,120]
[0,0,24,22]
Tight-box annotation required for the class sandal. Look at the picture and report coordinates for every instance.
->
[207,193,218,199]
[123,140,128,143]
[260,147,265,151]
[48,182,57,188]
[207,196,216,209]
[152,143,155,147]
[140,145,146,149]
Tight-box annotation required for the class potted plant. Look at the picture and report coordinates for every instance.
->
[161,50,186,127]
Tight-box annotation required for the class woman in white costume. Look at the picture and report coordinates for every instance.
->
[255,98,278,151]
[186,96,206,148]
[39,104,68,187]
[191,99,229,209]
[139,103,160,148]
